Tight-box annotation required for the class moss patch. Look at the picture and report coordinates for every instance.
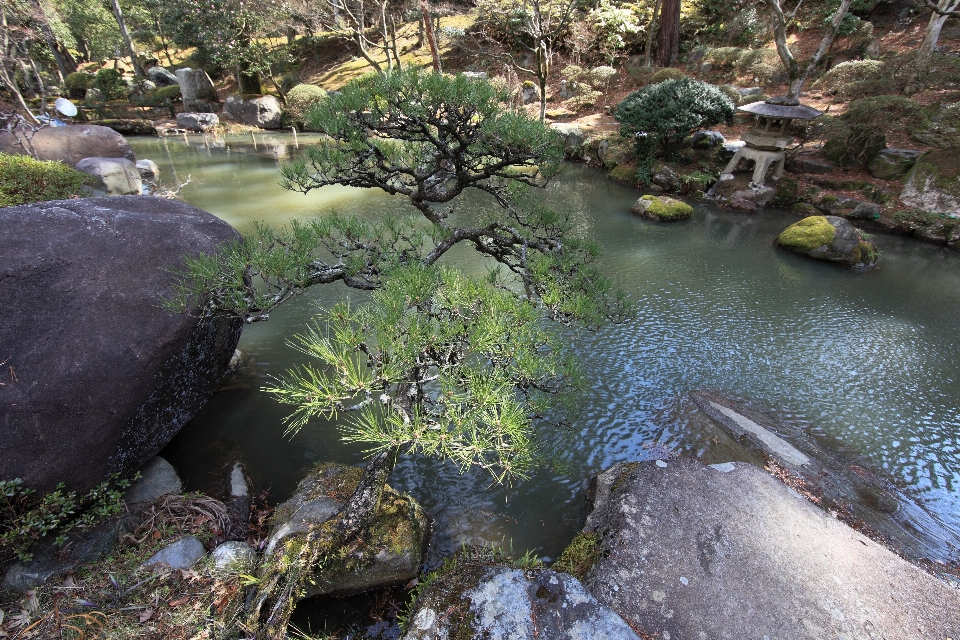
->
[0,153,91,207]
[609,162,641,187]
[777,216,836,252]
[553,532,601,580]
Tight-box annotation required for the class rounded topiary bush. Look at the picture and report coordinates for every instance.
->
[824,95,923,167]
[812,60,888,98]
[64,72,94,100]
[285,83,327,126]
[650,67,686,84]
[94,68,128,101]
[0,153,91,208]
[616,78,735,165]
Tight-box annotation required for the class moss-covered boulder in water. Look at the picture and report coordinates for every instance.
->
[631,194,693,221]
[401,550,638,640]
[900,149,960,217]
[776,215,878,271]
[264,463,428,598]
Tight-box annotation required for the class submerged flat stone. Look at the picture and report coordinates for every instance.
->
[706,401,811,466]
[577,460,960,639]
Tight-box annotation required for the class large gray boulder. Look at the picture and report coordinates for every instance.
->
[0,197,242,495]
[175,68,219,112]
[403,561,639,640]
[147,66,179,87]
[223,95,245,121]
[900,149,960,217]
[264,463,428,598]
[176,112,220,132]
[572,459,960,640]
[75,156,142,196]
[242,95,283,129]
[776,215,878,271]
[0,124,135,168]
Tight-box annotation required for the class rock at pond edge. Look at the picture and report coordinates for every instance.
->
[631,195,693,221]
[264,462,428,599]
[776,215,878,271]
[0,197,242,495]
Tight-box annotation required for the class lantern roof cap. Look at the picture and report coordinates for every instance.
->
[738,97,822,120]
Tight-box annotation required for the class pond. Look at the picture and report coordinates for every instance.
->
[131,132,960,565]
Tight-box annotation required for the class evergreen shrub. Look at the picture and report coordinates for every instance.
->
[285,83,327,126]
[616,78,735,172]
[650,67,686,84]
[0,153,91,208]
[94,68,128,101]
[64,72,94,100]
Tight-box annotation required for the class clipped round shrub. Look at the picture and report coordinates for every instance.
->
[285,83,327,126]
[718,84,742,106]
[94,68,128,101]
[64,72,94,100]
[0,153,91,208]
[616,78,735,163]
[825,95,922,167]
[650,67,686,84]
[812,60,886,98]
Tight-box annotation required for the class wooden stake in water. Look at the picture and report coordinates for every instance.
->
[182,132,189,145]
[291,127,299,148]
[250,130,257,150]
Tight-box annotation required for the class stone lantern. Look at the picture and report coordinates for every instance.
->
[721,97,822,189]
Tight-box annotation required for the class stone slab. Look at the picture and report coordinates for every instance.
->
[582,460,960,640]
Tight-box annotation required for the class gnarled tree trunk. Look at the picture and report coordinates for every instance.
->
[768,0,853,100]
[245,447,399,639]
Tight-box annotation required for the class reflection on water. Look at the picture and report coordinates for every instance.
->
[137,135,960,562]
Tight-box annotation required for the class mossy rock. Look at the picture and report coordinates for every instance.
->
[631,194,693,221]
[609,162,642,187]
[264,462,428,598]
[900,149,960,217]
[776,215,878,271]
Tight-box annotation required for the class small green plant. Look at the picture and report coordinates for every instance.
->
[553,531,601,579]
[64,72,94,100]
[0,474,136,563]
[0,153,91,207]
[93,68,128,101]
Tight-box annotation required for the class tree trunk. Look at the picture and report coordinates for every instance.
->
[655,0,680,67]
[421,0,441,73]
[645,0,662,68]
[110,0,145,76]
[246,447,399,639]
[28,0,67,83]
[537,40,549,122]
[788,0,852,98]
[917,0,959,61]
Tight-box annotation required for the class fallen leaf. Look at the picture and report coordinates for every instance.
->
[152,530,162,540]
[139,608,154,622]
[168,596,190,607]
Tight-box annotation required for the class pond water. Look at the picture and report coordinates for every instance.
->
[132,133,960,564]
